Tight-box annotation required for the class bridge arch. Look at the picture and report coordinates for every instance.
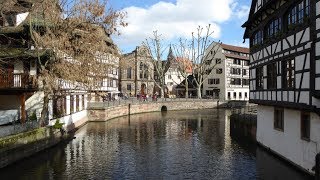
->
[161,105,167,112]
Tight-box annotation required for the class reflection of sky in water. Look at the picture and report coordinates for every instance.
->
[0,109,312,180]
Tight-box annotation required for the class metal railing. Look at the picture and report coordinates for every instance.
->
[0,119,39,138]
[0,73,37,89]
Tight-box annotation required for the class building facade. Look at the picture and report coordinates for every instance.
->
[120,46,154,97]
[203,43,250,101]
[243,0,320,174]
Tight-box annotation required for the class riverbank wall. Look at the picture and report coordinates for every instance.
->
[88,100,218,121]
[0,127,67,169]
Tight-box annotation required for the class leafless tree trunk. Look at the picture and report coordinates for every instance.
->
[144,31,170,98]
[177,24,221,99]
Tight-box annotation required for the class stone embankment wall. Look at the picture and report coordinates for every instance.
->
[89,101,218,121]
[0,127,65,168]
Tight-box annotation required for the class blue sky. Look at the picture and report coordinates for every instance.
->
[108,0,252,53]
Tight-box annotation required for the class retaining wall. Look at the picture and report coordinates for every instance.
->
[89,101,218,121]
[0,127,65,168]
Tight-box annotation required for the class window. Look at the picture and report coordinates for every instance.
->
[82,95,85,110]
[267,63,277,89]
[233,59,241,65]
[287,0,310,28]
[242,69,247,76]
[256,66,264,89]
[216,68,223,74]
[243,60,249,66]
[274,108,284,131]
[168,75,172,79]
[265,18,282,38]
[252,30,263,45]
[206,90,214,96]
[216,58,222,64]
[239,92,242,99]
[208,79,219,84]
[231,68,241,75]
[76,95,80,112]
[205,59,212,65]
[245,92,248,98]
[242,79,250,86]
[233,92,236,98]
[70,95,74,114]
[301,112,310,140]
[282,59,295,89]
[53,96,66,118]
[227,92,231,99]
[127,84,132,91]
[231,78,241,85]
[127,67,132,79]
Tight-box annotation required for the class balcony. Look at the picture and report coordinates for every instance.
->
[0,73,37,92]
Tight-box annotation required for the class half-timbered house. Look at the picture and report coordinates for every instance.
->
[242,0,320,174]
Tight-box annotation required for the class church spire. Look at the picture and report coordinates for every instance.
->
[167,45,174,61]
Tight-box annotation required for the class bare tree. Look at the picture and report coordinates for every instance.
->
[144,31,170,98]
[172,39,193,98]
[0,0,126,125]
[174,24,221,98]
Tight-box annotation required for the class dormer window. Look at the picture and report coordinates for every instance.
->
[287,0,310,28]
[265,18,282,38]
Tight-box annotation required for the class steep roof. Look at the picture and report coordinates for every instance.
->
[220,43,249,54]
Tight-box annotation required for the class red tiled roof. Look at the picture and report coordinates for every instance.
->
[223,53,249,60]
[176,57,193,73]
[221,43,249,54]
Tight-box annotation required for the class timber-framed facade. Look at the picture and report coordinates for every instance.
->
[243,0,320,175]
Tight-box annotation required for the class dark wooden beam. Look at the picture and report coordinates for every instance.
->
[20,93,26,123]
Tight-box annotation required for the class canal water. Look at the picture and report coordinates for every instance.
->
[0,109,313,179]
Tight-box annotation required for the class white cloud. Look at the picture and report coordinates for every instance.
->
[115,0,248,50]
[233,4,250,20]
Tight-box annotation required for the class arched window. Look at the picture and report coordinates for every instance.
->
[265,17,282,38]
[252,30,263,46]
[287,0,310,28]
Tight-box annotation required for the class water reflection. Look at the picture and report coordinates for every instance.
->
[0,109,312,179]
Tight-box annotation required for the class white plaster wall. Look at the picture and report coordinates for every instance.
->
[16,12,29,26]
[283,39,289,50]
[317,1,320,16]
[14,61,24,74]
[316,77,320,90]
[257,106,320,174]
[316,42,320,56]
[317,60,320,75]
[50,110,88,129]
[30,60,37,75]
[300,28,310,44]
[26,91,44,119]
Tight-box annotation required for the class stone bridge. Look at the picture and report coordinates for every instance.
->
[87,98,220,122]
